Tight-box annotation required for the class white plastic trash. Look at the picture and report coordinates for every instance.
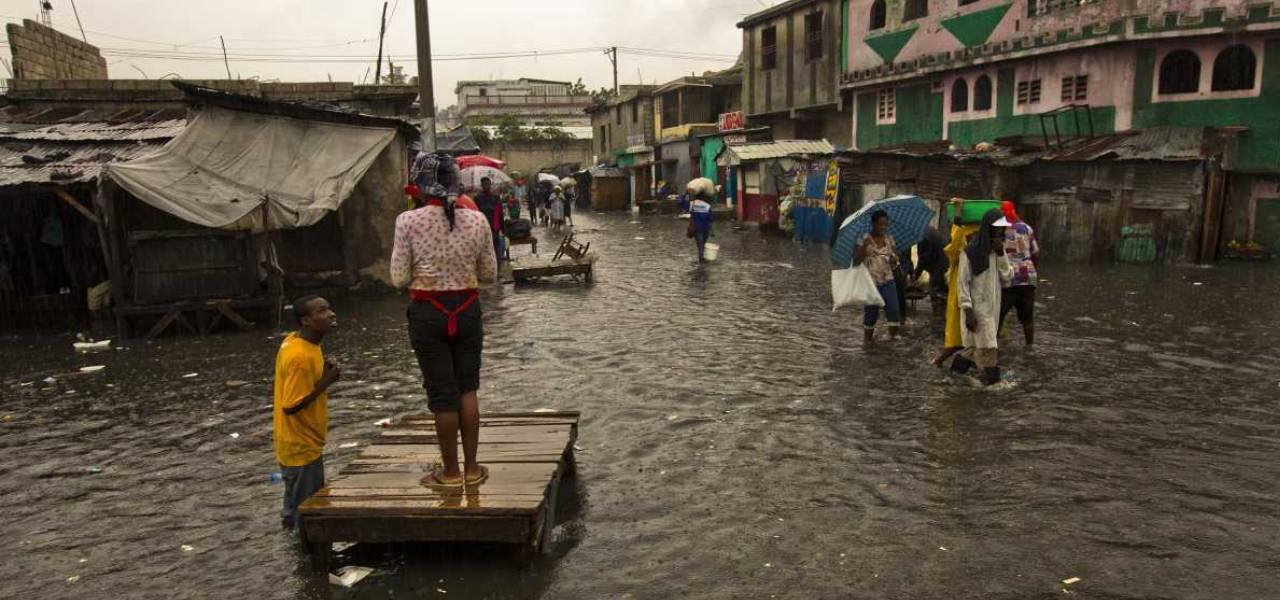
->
[704,243,720,261]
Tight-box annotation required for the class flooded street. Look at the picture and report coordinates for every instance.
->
[3,210,1279,600]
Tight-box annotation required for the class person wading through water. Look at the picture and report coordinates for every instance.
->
[933,198,981,367]
[952,208,1013,385]
[999,201,1039,347]
[854,210,902,342]
[273,295,341,532]
[391,154,498,489]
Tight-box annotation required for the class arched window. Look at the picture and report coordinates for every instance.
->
[903,0,928,21]
[1159,50,1201,94]
[869,0,886,31]
[973,75,993,110]
[950,78,969,113]
[1212,45,1256,91]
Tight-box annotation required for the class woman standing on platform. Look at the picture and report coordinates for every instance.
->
[391,154,497,489]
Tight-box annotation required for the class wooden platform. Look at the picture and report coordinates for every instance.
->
[510,255,595,283]
[298,411,579,571]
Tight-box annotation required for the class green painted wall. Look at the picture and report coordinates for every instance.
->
[1132,41,1280,173]
[700,136,725,181]
[855,83,942,149]
[949,68,1116,147]
[857,68,1117,150]
[940,3,1012,49]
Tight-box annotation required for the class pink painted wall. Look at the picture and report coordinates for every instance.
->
[847,0,1275,73]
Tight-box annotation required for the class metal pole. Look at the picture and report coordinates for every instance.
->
[374,1,388,84]
[610,47,619,94]
[69,0,88,42]
[220,36,232,79]
[414,0,437,150]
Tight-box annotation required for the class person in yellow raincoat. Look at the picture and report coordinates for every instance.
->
[933,198,980,367]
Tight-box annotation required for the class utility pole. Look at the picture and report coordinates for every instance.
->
[69,0,87,42]
[606,46,619,94]
[220,36,232,79]
[374,1,388,84]
[414,0,437,151]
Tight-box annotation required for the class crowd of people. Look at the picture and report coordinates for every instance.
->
[268,161,1039,534]
[854,198,1039,386]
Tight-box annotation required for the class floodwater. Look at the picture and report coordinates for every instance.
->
[3,211,1279,600]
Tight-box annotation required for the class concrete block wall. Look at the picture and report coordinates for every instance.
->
[261,82,355,102]
[6,79,260,102]
[6,19,108,80]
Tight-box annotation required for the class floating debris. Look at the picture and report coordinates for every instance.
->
[182,373,199,379]
[66,575,80,583]
[79,365,106,373]
[374,418,393,427]
[329,566,375,588]
[180,545,195,552]
[339,442,359,449]
[229,433,240,439]
[1062,577,1081,585]
[73,340,112,353]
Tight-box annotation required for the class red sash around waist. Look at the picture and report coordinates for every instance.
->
[410,289,479,337]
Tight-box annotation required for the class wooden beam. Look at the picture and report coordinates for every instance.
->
[53,188,100,225]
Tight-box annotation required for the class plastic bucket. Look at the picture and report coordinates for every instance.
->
[704,243,720,261]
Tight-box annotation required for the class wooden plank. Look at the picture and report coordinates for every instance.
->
[399,411,580,421]
[212,300,255,330]
[53,188,101,225]
[143,307,181,339]
[298,412,578,555]
[304,515,533,545]
[303,498,542,517]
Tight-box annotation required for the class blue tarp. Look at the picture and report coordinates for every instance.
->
[792,205,833,244]
[804,169,826,200]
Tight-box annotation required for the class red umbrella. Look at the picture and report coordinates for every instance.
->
[456,155,506,170]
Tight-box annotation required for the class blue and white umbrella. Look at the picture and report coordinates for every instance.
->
[831,195,936,267]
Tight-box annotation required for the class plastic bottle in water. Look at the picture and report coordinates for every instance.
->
[268,472,283,484]
[519,340,534,362]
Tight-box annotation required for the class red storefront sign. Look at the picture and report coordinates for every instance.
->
[718,111,745,132]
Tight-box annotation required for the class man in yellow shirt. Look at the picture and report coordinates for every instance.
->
[273,295,341,532]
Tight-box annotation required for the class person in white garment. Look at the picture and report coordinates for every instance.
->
[950,209,1013,385]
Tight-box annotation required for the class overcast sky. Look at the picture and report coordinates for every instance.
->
[2,0,771,106]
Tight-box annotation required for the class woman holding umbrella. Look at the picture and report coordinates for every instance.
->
[854,210,902,342]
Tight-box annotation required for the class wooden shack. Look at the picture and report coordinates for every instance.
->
[99,83,417,337]
[584,166,629,211]
[0,107,184,333]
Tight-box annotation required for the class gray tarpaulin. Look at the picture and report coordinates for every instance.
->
[104,105,397,231]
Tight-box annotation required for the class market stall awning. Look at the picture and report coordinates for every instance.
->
[104,104,400,231]
[722,139,835,165]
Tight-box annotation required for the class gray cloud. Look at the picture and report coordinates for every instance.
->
[7,0,767,106]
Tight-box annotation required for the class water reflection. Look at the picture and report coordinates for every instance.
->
[1,212,1279,599]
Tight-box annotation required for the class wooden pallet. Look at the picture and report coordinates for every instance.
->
[299,411,579,571]
[511,233,595,283]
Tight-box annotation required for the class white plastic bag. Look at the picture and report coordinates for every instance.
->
[832,265,886,310]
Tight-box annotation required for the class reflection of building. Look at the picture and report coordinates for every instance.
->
[456,78,593,127]
[842,0,1280,260]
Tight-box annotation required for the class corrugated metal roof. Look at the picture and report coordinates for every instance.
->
[726,139,834,162]
[0,140,167,187]
[4,119,186,142]
[1041,127,1210,162]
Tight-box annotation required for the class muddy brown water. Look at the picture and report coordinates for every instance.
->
[2,212,1279,600]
